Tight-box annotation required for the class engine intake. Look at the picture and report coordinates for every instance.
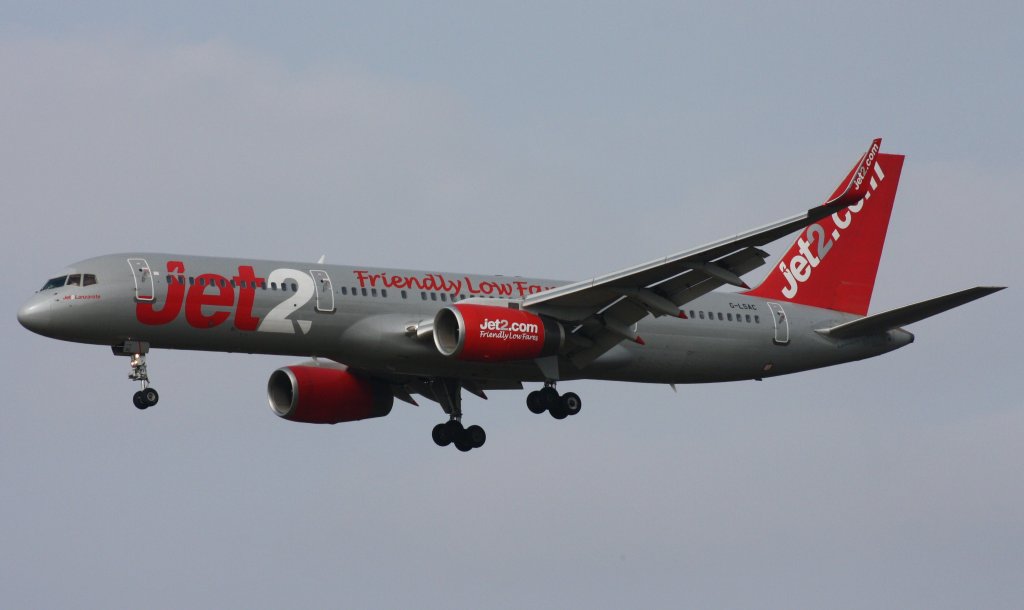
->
[433,304,563,362]
[268,365,393,424]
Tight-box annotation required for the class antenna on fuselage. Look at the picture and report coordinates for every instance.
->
[317,254,326,264]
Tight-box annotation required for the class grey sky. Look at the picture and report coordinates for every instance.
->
[2,2,1021,608]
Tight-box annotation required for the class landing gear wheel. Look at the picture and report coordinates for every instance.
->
[432,423,453,447]
[142,388,159,407]
[549,404,569,420]
[465,425,486,449]
[434,420,466,449]
[538,387,560,412]
[445,420,464,438]
[560,392,582,416]
[454,436,474,452]
[527,391,546,414]
[133,391,148,410]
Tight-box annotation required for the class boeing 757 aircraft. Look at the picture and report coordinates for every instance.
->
[18,139,1003,451]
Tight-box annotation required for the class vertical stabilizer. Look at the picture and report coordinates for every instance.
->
[744,145,904,315]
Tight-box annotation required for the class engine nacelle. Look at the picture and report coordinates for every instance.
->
[268,365,393,424]
[433,304,563,362]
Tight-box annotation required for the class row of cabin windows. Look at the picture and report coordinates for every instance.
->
[689,309,760,324]
[341,286,389,298]
[160,274,761,322]
[339,287,470,302]
[165,275,467,303]
[166,275,297,291]
[160,274,760,323]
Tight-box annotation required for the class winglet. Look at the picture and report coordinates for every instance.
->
[822,137,882,209]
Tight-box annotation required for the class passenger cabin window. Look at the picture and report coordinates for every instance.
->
[402,290,408,299]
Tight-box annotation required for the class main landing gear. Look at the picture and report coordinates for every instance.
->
[526,383,582,419]
[115,341,159,410]
[429,378,486,452]
[425,380,582,451]
[432,421,486,453]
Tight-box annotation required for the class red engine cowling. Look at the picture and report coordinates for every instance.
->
[433,304,563,362]
[267,365,393,424]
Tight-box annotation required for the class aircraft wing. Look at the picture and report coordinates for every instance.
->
[522,138,883,368]
[817,286,1006,339]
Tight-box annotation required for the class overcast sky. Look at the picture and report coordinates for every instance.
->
[2,2,1022,609]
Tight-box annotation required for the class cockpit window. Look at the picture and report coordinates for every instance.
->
[41,276,68,290]
[83,274,97,286]
[68,274,82,286]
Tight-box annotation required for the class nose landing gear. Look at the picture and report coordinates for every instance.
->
[114,341,159,410]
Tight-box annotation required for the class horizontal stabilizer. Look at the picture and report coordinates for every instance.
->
[818,286,1005,339]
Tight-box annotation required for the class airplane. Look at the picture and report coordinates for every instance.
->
[17,139,1004,451]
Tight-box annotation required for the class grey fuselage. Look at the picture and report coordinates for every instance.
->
[18,253,914,385]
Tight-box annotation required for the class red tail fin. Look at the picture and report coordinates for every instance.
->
[744,144,905,315]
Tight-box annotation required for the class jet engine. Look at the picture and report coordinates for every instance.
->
[433,303,563,362]
[268,365,393,424]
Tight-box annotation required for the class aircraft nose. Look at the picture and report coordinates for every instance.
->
[17,295,52,335]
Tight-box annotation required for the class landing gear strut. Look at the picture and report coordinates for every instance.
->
[429,378,485,452]
[526,383,582,419]
[115,341,159,410]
